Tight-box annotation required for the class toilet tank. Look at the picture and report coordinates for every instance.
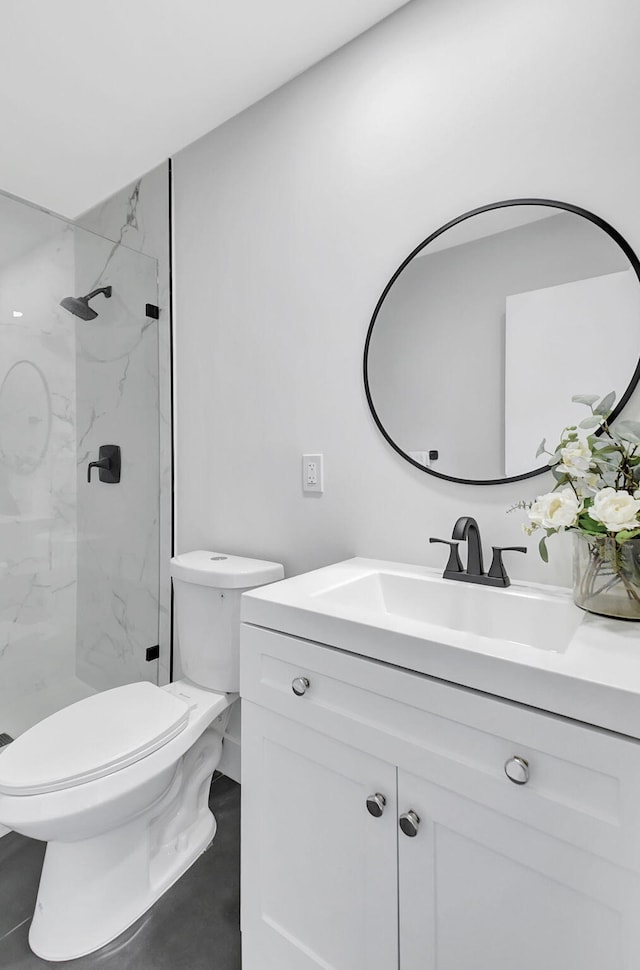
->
[170,551,284,692]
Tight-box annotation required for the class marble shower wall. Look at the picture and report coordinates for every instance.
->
[72,230,160,690]
[0,221,82,738]
[77,163,172,686]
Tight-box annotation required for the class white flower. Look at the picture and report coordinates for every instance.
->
[574,473,599,498]
[528,489,583,530]
[590,487,640,532]
[556,441,593,478]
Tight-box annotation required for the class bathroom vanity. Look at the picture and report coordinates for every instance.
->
[239,558,640,970]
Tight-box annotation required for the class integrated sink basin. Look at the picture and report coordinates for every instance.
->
[241,557,640,739]
[310,568,581,653]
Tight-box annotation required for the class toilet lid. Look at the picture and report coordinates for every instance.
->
[0,682,190,796]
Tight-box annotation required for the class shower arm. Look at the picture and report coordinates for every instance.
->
[83,287,112,303]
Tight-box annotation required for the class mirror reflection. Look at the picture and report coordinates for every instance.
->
[365,202,640,484]
[0,360,51,474]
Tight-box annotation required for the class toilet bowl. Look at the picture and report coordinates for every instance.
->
[0,552,283,961]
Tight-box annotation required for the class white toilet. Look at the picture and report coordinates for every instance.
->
[0,551,283,962]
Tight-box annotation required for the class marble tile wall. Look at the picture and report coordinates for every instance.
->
[72,229,160,690]
[77,163,172,685]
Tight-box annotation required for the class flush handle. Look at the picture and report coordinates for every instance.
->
[504,756,530,785]
[291,676,310,697]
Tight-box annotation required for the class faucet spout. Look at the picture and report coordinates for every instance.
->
[451,516,484,576]
[431,516,526,587]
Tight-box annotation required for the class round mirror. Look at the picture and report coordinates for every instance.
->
[364,199,640,484]
[0,360,52,474]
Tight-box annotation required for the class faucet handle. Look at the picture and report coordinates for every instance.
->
[488,546,527,586]
[429,537,463,574]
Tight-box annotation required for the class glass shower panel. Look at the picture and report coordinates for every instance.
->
[0,191,160,741]
[0,196,78,738]
[73,228,160,691]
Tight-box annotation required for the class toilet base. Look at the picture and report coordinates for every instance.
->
[28,726,223,961]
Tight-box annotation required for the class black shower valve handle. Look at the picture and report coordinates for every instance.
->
[87,445,121,484]
[87,457,110,482]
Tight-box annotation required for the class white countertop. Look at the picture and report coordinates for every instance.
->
[241,557,640,740]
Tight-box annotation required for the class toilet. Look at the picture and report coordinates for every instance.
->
[0,551,283,962]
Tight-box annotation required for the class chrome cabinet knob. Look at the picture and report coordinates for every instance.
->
[291,676,310,697]
[366,793,386,818]
[399,810,420,837]
[504,756,530,785]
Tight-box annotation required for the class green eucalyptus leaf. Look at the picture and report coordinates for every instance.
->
[538,536,549,563]
[614,420,640,444]
[592,443,620,454]
[535,438,546,458]
[594,390,616,415]
[579,416,602,429]
[571,394,600,406]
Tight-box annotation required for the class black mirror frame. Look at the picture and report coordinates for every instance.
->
[363,198,640,486]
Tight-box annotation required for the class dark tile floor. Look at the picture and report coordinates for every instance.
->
[0,774,241,969]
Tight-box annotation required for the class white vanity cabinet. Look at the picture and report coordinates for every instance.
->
[241,703,399,970]
[240,623,640,970]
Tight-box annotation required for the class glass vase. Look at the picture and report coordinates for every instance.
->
[572,533,640,620]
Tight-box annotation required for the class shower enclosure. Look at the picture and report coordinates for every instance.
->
[0,189,162,744]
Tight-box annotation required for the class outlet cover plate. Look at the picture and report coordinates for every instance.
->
[302,454,323,493]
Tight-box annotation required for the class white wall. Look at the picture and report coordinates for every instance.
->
[172,0,640,590]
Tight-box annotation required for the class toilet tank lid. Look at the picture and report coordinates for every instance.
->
[170,551,284,589]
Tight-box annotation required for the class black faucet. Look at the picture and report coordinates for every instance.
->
[452,516,484,575]
[430,516,526,588]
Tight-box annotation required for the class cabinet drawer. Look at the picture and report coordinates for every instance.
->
[240,623,640,869]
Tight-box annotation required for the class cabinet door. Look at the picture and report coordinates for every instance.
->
[398,768,640,970]
[241,702,398,970]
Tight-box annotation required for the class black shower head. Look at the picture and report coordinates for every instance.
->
[59,285,112,320]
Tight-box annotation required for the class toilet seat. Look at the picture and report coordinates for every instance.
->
[0,682,190,796]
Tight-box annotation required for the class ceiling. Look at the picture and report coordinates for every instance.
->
[0,0,409,218]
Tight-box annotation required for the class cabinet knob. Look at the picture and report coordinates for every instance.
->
[399,810,420,837]
[366,793,386,818]
[291,676,310,697]
[504,756,530,785]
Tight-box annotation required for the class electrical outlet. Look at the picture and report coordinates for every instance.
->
[302,454,323,493]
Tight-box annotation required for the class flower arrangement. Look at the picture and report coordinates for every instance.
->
[513,392,640,618]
